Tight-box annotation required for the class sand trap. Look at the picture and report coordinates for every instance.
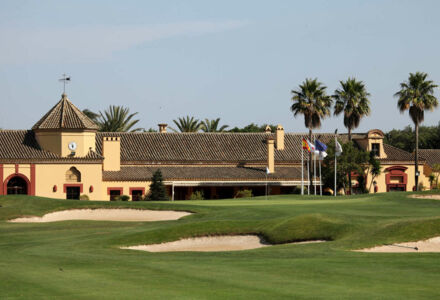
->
[356,236,440,253]
[411,194,440,200]
[122,235,326,252]
[8,209,191,223]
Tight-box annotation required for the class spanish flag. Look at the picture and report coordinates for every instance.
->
[302,138,310,152]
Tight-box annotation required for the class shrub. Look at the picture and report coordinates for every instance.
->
[292,186,308,195]
[147,169,169,200]
[114,195,130,201]
[79,194,89,200]
[235,189,253,198]
[189,190,204,200]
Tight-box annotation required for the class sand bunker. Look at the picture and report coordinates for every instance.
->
[357,236,440,253]
[122,235,325,252]
[411,194,440,200]
[8,209,191,223]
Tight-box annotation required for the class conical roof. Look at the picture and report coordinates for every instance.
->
[32,94,99,130]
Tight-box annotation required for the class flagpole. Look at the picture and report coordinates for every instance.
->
[334,130,337,197]
[301,145,304,195]
[313,136,317,196]
[307,158,310,195]
[319,159,322,196]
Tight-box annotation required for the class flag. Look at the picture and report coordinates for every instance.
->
[315,139,327,152]
[315,139,328,161]
[302,138,310,152]
[306,139,315,152]
[335,140,343,157]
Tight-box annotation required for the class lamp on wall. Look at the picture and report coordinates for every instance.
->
[89,185,94,193]
[53,185,57,192]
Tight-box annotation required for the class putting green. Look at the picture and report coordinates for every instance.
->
[1,192,440,299]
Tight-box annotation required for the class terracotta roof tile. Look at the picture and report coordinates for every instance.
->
[32,94,99,130]
[103,166,302,181]
[418,149,440,167]
[95,132,342,163]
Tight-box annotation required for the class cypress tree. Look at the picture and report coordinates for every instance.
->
[148,169,168,200]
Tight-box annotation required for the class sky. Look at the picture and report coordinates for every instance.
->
[0,0,439,133]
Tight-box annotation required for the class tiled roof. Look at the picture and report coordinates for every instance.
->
[103,166,302,181]
[418,149,440,167]
[382,144,424,162]
[95,132,341,163]
[0,129,419,164]
[0,130,102,162]
[32,94,99,130]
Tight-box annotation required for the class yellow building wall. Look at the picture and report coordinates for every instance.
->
[35,131,62,156]
[35,163,104,200]
[35,131,96,157]
[365,163,429,193]
[60,131,96,157]
[102,137,121,171]
[3,164,31,180]
[102,181,151,201]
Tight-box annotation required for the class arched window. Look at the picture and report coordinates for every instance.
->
[6,176,28,195]
[65,167,81,183]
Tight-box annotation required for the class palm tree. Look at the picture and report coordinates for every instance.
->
[395,72,439,191]
[333,78,371,141]
[291,78,332,190]
[170,116,201,132]
[97,105,142,132]
[200,118,229,132]
[82,109,99,122]
[333,78,371,194]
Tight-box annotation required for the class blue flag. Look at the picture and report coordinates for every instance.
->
[315,139,327,152]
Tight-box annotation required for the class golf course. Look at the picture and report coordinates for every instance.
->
[1,192,440,299]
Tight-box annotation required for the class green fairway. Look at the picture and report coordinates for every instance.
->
[1,192,440,299]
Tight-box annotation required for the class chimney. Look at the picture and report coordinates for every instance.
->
[267,137,275,174]
[103,137,121,171]
[276,124,284,150]
[265,125,272,134]
[158,124,167,133]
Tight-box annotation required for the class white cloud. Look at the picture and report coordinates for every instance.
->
[0,21,248,64]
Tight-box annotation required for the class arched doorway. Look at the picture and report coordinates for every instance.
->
[6,176,28,195]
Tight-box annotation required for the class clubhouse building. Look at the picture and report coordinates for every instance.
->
[0,94,432,200]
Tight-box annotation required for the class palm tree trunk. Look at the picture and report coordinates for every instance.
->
[415,123,419,191]
[309,129,313,192]
[348,128,352,195]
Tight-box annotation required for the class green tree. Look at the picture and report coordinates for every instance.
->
[322,141,369,195]
[432,163,440,189]
[170,116,201,132]
[395,72,439,190]
[82,109,99,122]
[333,78,371,141]
[147,169,168,200]
[333,78,371,195]
[367,151,382,192]
[97,105,142,132]
[291,78,332,190]
[200,118,229,132]
[228,123,277,132]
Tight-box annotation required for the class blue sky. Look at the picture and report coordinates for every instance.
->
[0,0,439,132]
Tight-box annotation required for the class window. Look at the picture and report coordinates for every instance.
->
[66,167,81,182]
[131,190,143,201]
[66,187,80,200]
[108,188,123,201]
[371,143,380,156]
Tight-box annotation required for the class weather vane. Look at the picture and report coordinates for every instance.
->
[59,74,71,94]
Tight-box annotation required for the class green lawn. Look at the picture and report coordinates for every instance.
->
[1,192,440,299]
